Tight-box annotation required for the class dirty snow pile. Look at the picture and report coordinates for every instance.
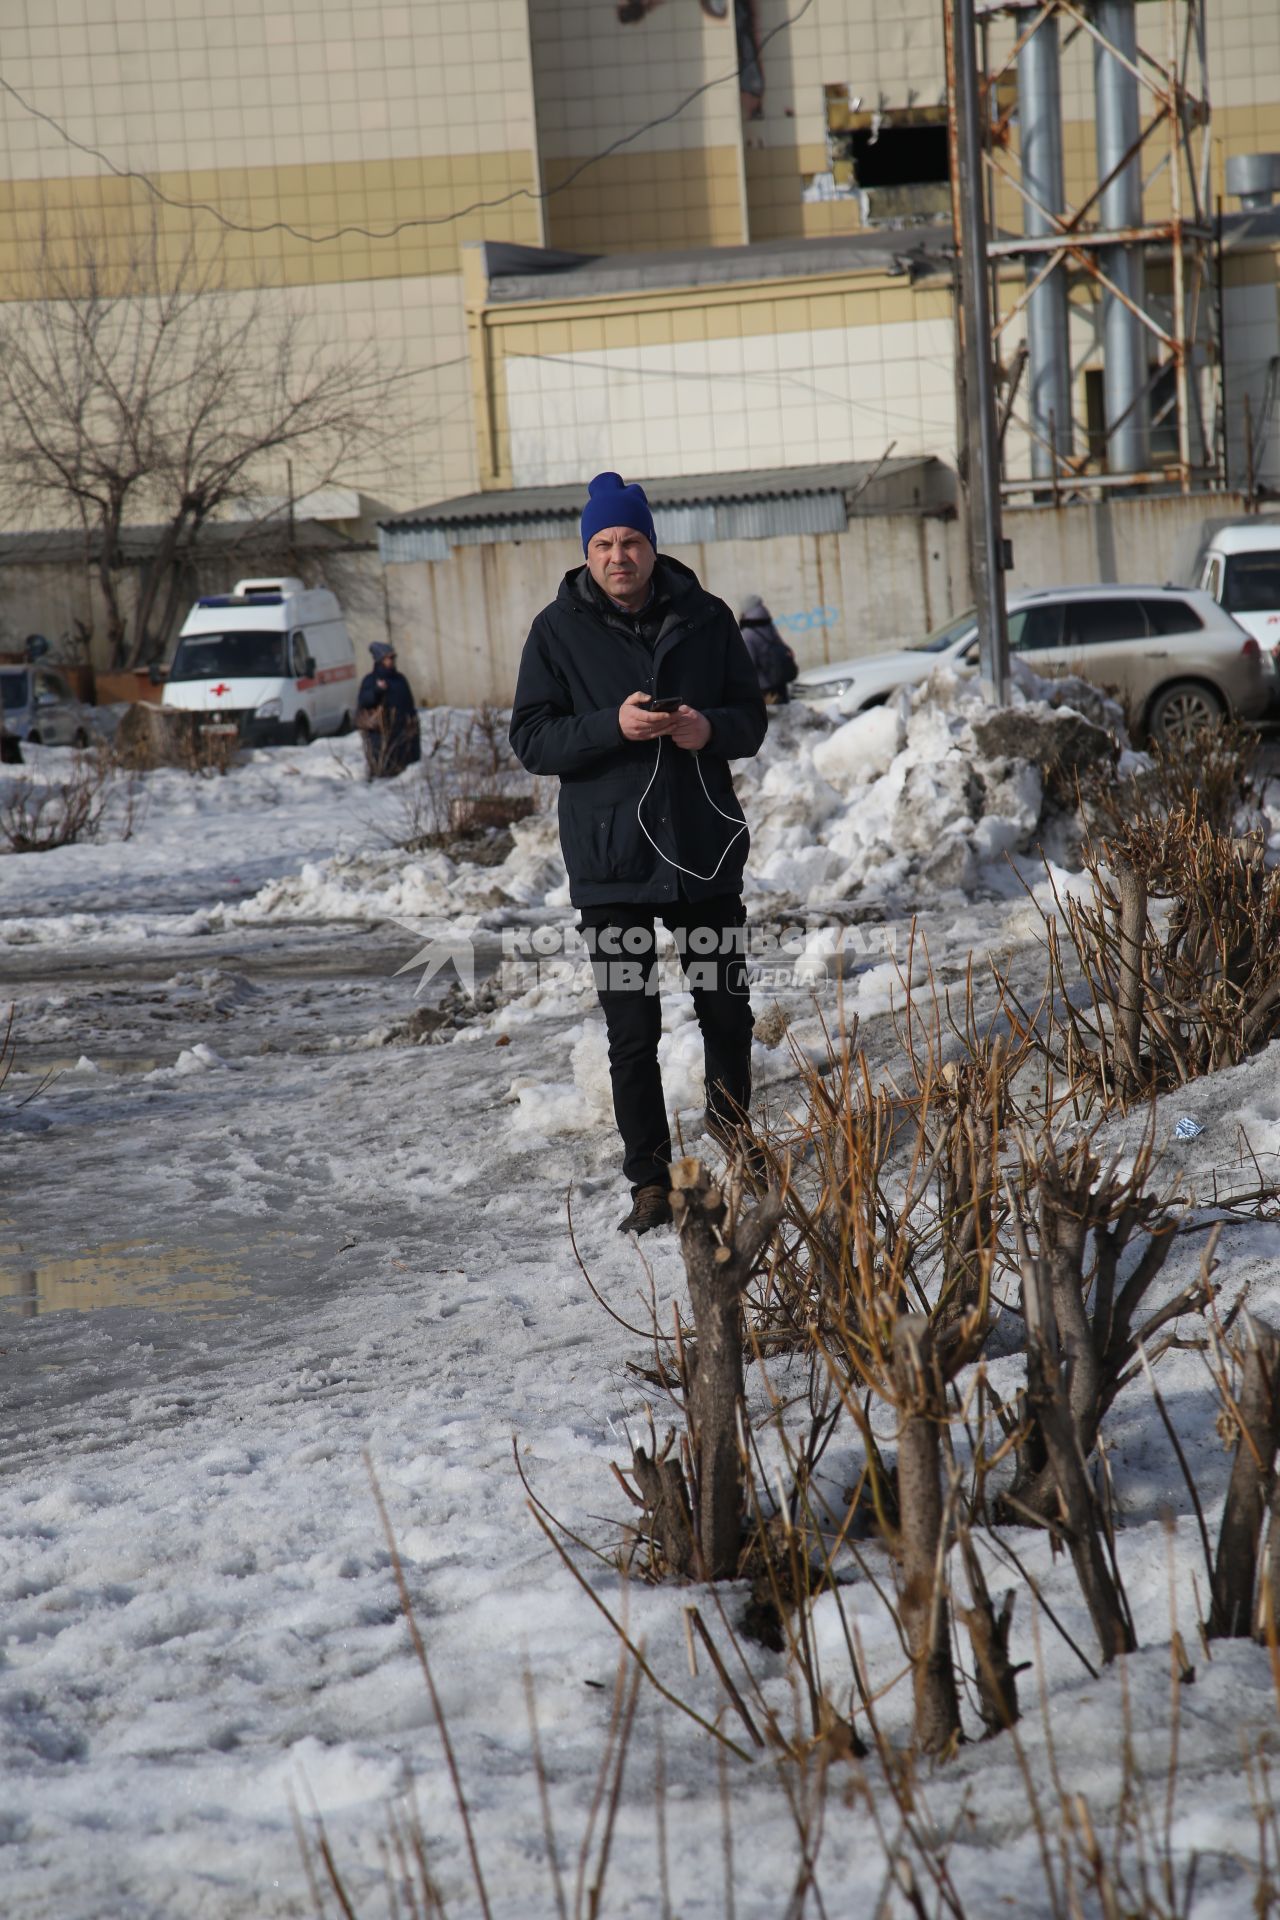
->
[171,660,1122,939]
[735,660,1117,906]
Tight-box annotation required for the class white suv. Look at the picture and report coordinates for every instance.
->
[791,585,1273,745]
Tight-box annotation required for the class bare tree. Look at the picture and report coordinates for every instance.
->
[0,217,405,667]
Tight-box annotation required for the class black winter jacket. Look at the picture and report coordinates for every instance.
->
[509,557,767,906]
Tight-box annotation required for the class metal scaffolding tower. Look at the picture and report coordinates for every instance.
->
[956,0,1218,501]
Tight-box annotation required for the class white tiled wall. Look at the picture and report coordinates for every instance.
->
[504,318,958,487]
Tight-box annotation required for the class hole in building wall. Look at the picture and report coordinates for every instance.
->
[805,86,951,223]
[847,124,949,190]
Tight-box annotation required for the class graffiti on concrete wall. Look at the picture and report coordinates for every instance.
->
[614,0,765,119]
[773,607,841,634]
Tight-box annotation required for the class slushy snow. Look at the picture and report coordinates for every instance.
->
[3,673,1280,1918]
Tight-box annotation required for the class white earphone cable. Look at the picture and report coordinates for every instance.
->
[635,735,748,884]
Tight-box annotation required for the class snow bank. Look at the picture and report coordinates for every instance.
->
[0,673,1126,961]
[185,666,1119,943]
[736,663,1101,907]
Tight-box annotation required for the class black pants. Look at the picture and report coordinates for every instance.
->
[578,895,755,1194]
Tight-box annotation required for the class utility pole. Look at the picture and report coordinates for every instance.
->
[950,0,1010,705]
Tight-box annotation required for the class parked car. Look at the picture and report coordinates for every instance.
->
[0,663,97,747]
[1193,520,1280,652]
[790,585,1273,745]
[160,576,358,747]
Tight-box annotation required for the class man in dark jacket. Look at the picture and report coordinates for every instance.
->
[510,471,767,1234]
[357,641,421,780]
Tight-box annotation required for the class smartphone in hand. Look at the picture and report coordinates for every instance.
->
[642,695,683,713]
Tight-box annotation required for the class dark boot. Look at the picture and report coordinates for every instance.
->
[617,1184,673,1236]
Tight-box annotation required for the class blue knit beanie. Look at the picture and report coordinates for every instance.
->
[579,471,657,555]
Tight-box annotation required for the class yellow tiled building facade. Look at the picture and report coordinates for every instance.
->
[1,0,1279,506]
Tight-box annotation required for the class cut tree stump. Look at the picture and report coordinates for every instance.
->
[668,1156,782,1581]
[630,1441,696,1580]
[113,702,236,773]
[1019,1219,1137,1662]
[448,793,536,834]
[892,1315,962,1754]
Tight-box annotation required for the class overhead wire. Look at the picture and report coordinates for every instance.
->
[517,350,950,438]
[0,0,817,248]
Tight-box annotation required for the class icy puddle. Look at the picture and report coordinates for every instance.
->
[0,1236,255,1317]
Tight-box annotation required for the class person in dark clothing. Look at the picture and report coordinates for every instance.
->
[356,641,420,780]
[509,470,767,1235]
[738,595,798,705]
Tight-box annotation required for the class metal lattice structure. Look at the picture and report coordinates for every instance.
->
[957,0,1219,501]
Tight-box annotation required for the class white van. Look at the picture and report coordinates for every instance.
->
[161,577,358,746]
[1195,521,1280,652]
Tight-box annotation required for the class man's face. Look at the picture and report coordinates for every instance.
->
[586,526,656,607]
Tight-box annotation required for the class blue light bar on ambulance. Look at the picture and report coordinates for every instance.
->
[197,592,285,607]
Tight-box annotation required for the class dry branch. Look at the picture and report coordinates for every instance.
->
[1004,1134,1189,1524]
[956,1525,1021,1736]
[1016,1211,1136,1663]
[1209,1324,1280,1640]
[1009,811,1280,1109]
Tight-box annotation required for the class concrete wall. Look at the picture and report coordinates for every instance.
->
[0,542,391,681]
[384,490,1264,707]
[383,512,960,709]
[1000,492,1254,601]
[4,489,1266,708]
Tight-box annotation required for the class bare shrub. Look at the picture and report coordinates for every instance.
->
[1010,1189,1137,1661]
[375,706,537,855]
[722,1012,1002,1749]
[997,1131,1198,1533]
[464,702,518,778]
[1006,809,1280,1109]
[616,1156,782,1582]
[1082,718,1263,840]
[112,702,237,777]
[0,744,142,852]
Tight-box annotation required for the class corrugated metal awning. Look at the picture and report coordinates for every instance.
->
[379,457,941,563]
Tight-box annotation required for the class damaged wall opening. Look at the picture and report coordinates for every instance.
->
[847,125,949,190]
[808,88,952,222]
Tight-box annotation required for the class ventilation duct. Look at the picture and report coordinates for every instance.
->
[1093,0,1148,474]
[1019,15,1073,481]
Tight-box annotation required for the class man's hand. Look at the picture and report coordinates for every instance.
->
[671,705,712,751]
[619,691,678,741]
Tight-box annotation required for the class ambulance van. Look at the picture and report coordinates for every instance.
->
[161,577,358,745]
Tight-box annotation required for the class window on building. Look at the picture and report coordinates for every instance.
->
[1149,362,1179,463]
[1083,364,1180,468]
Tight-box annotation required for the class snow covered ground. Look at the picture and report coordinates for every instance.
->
[4,688,1280,1918]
